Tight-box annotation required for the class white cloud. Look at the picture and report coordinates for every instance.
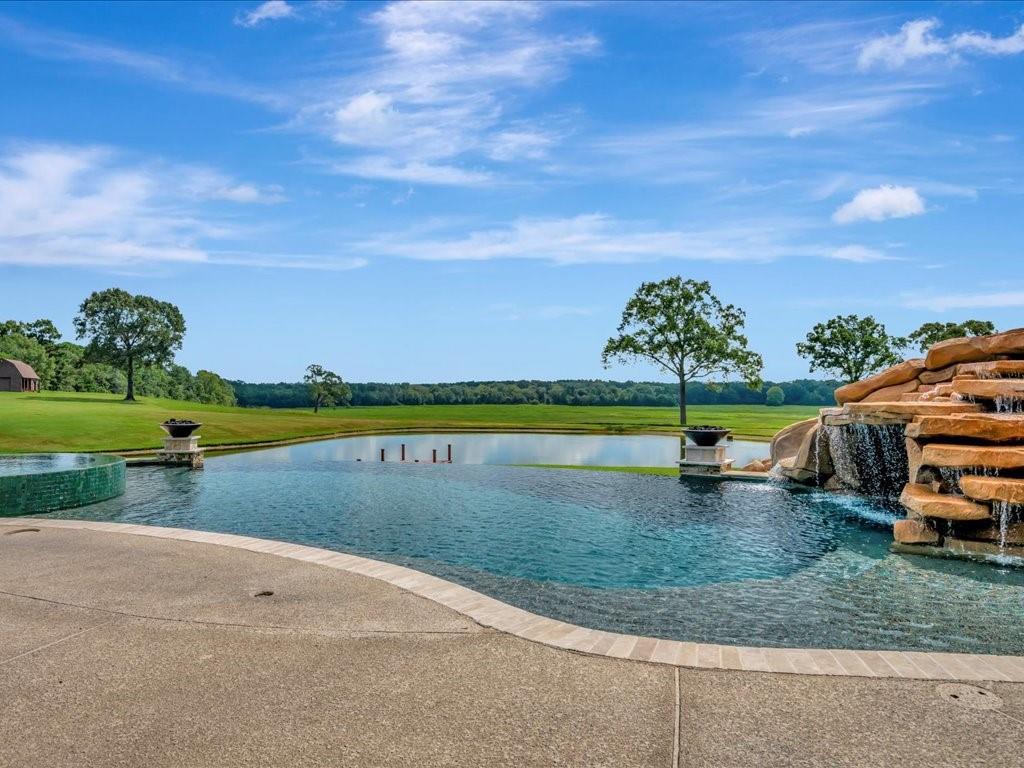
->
[954,26,1024,56]
[235,1,296,28]
[828,245,897,263]
[904,290,1024,311]
[0,144,336,270]
[832,185,925,224]
[359,213,823,265]
[858,18,1024,70]
[0,15,282,107]
[331,157,491,186]
[300,0,598,184]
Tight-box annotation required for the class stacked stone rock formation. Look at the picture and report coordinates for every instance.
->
[774,328,1024,561]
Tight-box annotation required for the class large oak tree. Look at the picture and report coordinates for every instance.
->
[796,314,902,383]
[602,277,763,427]
[74,288,186,401]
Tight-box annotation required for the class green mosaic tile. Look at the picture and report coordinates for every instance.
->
[0,455,126,516]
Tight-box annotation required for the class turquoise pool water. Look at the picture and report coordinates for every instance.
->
[48,440,1024,654]
[0,453,100,476]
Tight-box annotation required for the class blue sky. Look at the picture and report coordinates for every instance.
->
[1,1,1022,383]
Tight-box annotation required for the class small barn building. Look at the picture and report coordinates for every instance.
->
[0,359,40,392]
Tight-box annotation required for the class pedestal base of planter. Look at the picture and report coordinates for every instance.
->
[679,445,733,476]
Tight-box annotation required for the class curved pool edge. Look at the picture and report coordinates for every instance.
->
[8,518,1023,683]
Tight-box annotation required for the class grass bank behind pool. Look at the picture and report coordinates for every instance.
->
[520,464,680,477]
[0,391,819,453]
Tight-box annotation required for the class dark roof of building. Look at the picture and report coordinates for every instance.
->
[0,358,39,379]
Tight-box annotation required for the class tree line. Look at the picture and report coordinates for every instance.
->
[2,282,997,419]
[231,378,842,409]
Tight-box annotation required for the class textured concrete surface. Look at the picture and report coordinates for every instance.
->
[2,524,1023,767]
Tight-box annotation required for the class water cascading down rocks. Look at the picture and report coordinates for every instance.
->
[770,328,1024,563]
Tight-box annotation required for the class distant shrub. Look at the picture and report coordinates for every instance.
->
[765,385,785,407]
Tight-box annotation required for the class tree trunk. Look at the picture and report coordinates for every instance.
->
[678,375,687,427]
[313,397,319,414]
[125,356,135,402]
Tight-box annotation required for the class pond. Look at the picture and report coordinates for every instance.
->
[45,438,1024,655]
[264,431,770,468]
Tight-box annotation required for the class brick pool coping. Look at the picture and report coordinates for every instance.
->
[12,517,1024,683]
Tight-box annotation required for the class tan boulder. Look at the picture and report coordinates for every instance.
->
[905,438,925,484]
[843,401,981,419]
[918,364,959,385]
[899,483,991,521]
[925,328,1024,370]
[905,413,1024,443]
[952,378,1024,400]
[957,360,1024,378]
[740,458,772,473]
[893,519,940,545]
[959,476,1024,506]
[769,417,817,464]
[964,522,1024,546]
[778,456,817,484]
[834,359,925,405]
[920,443,1024,470]
[862,379,922,403]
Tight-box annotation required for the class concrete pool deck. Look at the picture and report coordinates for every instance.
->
[2,521,1023,767]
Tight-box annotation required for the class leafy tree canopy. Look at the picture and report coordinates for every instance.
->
[74,288,186,401]
[796,314,903,383]
[904,320,996,353]
[304,364,351,413]
[765,385,785,406]
[601,277,763,426]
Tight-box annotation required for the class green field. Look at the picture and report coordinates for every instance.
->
[0,391,818,453]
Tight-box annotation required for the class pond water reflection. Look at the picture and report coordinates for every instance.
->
[259,432,770,468]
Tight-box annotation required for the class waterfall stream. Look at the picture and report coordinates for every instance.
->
[824,423,908,500]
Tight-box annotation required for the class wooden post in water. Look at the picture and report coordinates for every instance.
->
[380,448,385,462]
[432,449,437,464]
[401,443,406,461]
[447,444,452,463]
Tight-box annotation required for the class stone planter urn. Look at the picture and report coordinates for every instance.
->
[683,426,731,447]
[160,420,202,438]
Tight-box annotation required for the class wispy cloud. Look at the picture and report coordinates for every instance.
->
[0,143,349,271]
[359,213,825,265]
[859,18,1024,70]
[832,184,925,224]
[903,290,1024,311]
[297,0,598,185]
[0,14,283,107]
[827,244,898,263]
[235,1,296,28]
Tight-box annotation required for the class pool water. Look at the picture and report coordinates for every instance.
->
[0,453,101,476]
[48,441,1024,654]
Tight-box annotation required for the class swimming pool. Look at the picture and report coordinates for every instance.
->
[45,440,1024,655]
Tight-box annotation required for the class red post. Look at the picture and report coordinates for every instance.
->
[380,448,385,462]
[447,444,452,463]
[432,449,437,464]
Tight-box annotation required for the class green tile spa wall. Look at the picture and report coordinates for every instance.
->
[0,456,126,516]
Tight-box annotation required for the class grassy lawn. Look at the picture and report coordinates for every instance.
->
[0,391,819,453]
[519,464,680,477]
